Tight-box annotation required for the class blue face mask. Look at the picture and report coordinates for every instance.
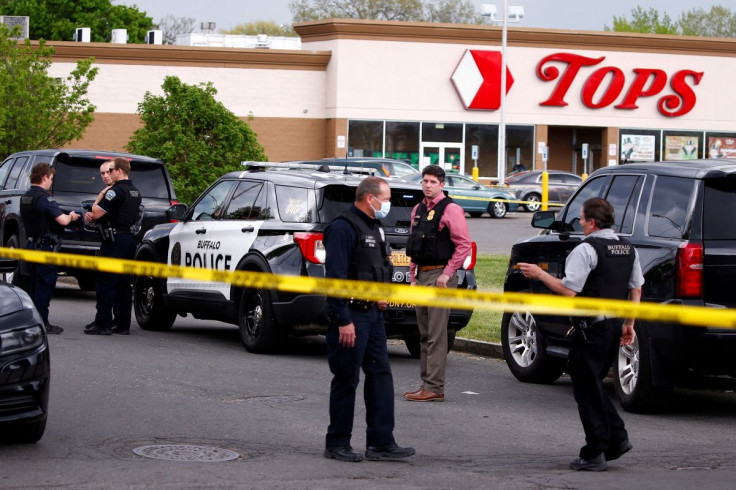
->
[371,196,391,219]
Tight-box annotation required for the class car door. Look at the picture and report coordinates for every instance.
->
[446,175,483,212]
[166,179,267,300]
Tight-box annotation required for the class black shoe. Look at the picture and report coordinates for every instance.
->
[84,326,112,336]
[569,453,607,471]
[605,440,632,461]
[324,446,363,462]
[45,324,63,335]
[112,328,130,335]
[84,321,96,331]
[365,443,416,461]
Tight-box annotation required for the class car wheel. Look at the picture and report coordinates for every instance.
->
[133,274,176,331]
[488,201,507,219]
[501,309,565,384]
[403,331,457,358]
[468,211,483,218]
[238,287,282,353]
[5,234,31,293]
[1,418,46,444]
[613,324,671,413]
[523,193,541,212]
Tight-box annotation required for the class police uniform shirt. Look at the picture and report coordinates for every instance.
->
[25,186,64,234]
[561,228,644,293]
[96,180,130,219]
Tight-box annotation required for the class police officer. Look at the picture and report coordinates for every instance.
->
[323,176,415,463]
[404,165,471,402]
[20,163,81,334]
[519,197,644,472]
[83,158,142,336]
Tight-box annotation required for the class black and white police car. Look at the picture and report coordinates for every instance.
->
[133,163,477,355]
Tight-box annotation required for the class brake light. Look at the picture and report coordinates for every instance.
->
[462,242,477,270]
[169,200,180,223]
[676,242,703,298]
[294,232,325,264]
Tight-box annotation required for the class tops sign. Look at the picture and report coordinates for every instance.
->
[452,50,704,118]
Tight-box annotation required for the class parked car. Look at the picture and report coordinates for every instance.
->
[287,157,419,179]
[503,159,736,413]
[0,258,50,444]
[505,170,582,212]
[133,164,476,356]
[399,172,518,218]
[0,149,177,290]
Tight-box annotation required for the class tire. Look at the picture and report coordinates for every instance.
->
[238,287,282,353]
[5,234,31,293]
[488,201,507,219]
[468,211,483,218]
[522,193,541,212]
[133,274,176,331]
[501,308,565,384]
[403,330,457,359]
[1,418,46,444]
[613,324,671,413]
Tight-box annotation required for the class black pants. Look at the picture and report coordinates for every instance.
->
[325,307,396,449]
[26,241,57,326]
[568,319,628,459]
[95,233,137,331]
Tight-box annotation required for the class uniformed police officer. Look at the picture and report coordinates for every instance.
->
[20,163,81,334]
[519,197,644,472]
[323,176,415,463]
[83,158,142,336]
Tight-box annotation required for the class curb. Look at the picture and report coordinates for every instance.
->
[453,337,504,359]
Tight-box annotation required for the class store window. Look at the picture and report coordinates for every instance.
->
[421,122,463,143]
[506,126,535,174]
[348,120,384,157]
[386,121,420,168]
[662,130,702,160]
[705,132,736,159]
[619,129,661,164]
[465,124,498,177]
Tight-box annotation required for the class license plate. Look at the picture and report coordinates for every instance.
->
[390,251,411,267]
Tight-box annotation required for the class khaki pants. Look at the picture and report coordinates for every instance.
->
[415,267,457,394]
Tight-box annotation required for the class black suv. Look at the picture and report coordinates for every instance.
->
[503,159,736,413]
[0,149,177,290]
[133,165,476,355]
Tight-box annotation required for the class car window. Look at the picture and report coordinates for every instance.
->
[224,180,269,220]
[561,176,608,232]
[5,157,29,189]
[0,159,14,190]
[52,160,172,199]
[320,185,423,227]
[449,176,476,189]
[548,174,565,183]
[563,174,581,184]
[191,180,236,221]
[648,176,694,239]
[389,162,418,178]
[276,185,314,223]
[704,178,736,239]
[604,175,644,234]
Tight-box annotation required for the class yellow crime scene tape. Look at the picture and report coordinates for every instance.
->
[1,247,735,330]
[447,194,565,207]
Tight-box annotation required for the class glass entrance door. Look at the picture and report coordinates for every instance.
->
[420,143,464,174]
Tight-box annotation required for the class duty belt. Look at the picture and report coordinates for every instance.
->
[348,299,375,311]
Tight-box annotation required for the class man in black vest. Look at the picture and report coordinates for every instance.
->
[323,176,415,463]
[518,197,644,471]
[83,158,142,336]
[404,165,471,402]
[20,163,81,334]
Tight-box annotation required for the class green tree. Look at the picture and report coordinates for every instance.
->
[605,6,678,34]
[679,5,736,38]
[155,14,196,45]
[425,0,483,24]
[290,0,425,23]
[221,21,296,36]
[126,76,267,204]
[0,25,99,159]
[0,0,153,42]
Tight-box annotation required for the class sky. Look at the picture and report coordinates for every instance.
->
[118,0,735,33]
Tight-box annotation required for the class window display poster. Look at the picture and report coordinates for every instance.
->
[620,134,656,162]
[708,137,736,159]
[664,136,698,160]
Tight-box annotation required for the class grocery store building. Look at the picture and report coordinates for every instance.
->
[48,19,736,180]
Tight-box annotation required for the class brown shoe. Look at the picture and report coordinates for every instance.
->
[404,388,444,402]
[402,387,423,397]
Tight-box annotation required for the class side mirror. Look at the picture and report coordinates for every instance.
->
[167,203,189,221]
[531,210,557,229]
[0,258,18,274]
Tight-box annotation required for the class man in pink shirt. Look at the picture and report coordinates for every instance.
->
[404,165,472,402]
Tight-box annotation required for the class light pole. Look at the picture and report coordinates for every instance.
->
[482,3,524,186]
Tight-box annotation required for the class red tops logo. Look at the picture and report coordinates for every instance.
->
[536,53,704,117]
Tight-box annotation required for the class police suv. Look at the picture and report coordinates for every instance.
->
[133,164,477,355]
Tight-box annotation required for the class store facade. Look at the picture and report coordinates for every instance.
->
[47,19,736,179]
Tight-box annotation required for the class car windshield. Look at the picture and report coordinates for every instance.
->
[320,185,423,227]
[389,162,419,177]
[53,159,171,199]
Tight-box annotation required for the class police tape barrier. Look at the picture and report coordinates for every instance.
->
[2,247,736,330]
[446,194,565,207]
